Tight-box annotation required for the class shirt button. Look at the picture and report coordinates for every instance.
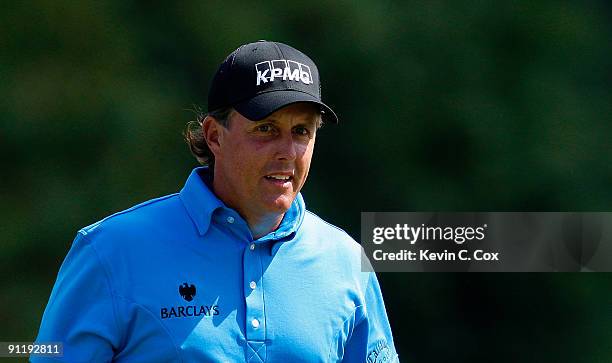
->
[227,216,234,224]
[249,281,257,289]
[249,243,255,251]
[251,318,260,329]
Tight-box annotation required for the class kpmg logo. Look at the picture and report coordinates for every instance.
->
[160,282,220,319]
[179,282,196,302]
[255,59,312,86]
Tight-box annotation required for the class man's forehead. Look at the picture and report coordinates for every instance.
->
[249,104,321,124]
[257,114,319,125]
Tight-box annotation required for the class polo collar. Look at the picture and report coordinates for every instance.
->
[179,167,223,236]
[256,192,305,243]
[179,167,305,242]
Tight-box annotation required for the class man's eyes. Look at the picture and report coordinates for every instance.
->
[253,125,312,137]
[293,127,310,136]
[256,124,273,133]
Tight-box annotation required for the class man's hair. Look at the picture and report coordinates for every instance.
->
[183,107,234,166]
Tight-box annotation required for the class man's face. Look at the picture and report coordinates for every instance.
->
[212,103,320,219]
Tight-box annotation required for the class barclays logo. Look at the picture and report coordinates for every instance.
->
[160,282,220,319]
[179,282,196,302]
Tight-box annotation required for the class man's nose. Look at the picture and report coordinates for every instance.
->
[275,132,297,161]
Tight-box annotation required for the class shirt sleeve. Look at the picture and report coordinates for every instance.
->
[342,272,400,363]
[31,232,122,363]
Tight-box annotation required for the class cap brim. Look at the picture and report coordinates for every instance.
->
[233,90,338,123]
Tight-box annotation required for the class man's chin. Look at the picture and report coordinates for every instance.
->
[264,194,296,213]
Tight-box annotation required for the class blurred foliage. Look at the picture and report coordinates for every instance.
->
[1,1,611,362]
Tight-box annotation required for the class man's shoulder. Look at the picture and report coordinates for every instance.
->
[302,210,362,252]
[300,210,372,293]
[78,193,186,246]
[303,210,354,237]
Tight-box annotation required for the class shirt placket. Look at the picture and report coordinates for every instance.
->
[243,240,267,362]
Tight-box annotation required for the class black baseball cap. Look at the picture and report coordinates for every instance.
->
[208,40,338,123]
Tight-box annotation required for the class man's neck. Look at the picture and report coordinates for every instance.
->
[207,169,285,239]
[248,213,284,239]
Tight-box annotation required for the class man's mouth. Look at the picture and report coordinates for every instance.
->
[265,174,293,181]
[264,174,294,187]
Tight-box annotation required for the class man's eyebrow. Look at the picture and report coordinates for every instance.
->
[254,118,279,124]
[255,118,317,126]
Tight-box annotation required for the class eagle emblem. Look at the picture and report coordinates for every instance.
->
[179,282,196,302]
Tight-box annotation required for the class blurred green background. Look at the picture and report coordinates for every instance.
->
[1,1,611,362]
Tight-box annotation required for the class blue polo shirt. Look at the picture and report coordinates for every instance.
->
[33,167,399,362]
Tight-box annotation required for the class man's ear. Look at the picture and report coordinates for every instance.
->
[203,116,225,157]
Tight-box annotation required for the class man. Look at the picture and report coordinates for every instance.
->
[34,40,399,362]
